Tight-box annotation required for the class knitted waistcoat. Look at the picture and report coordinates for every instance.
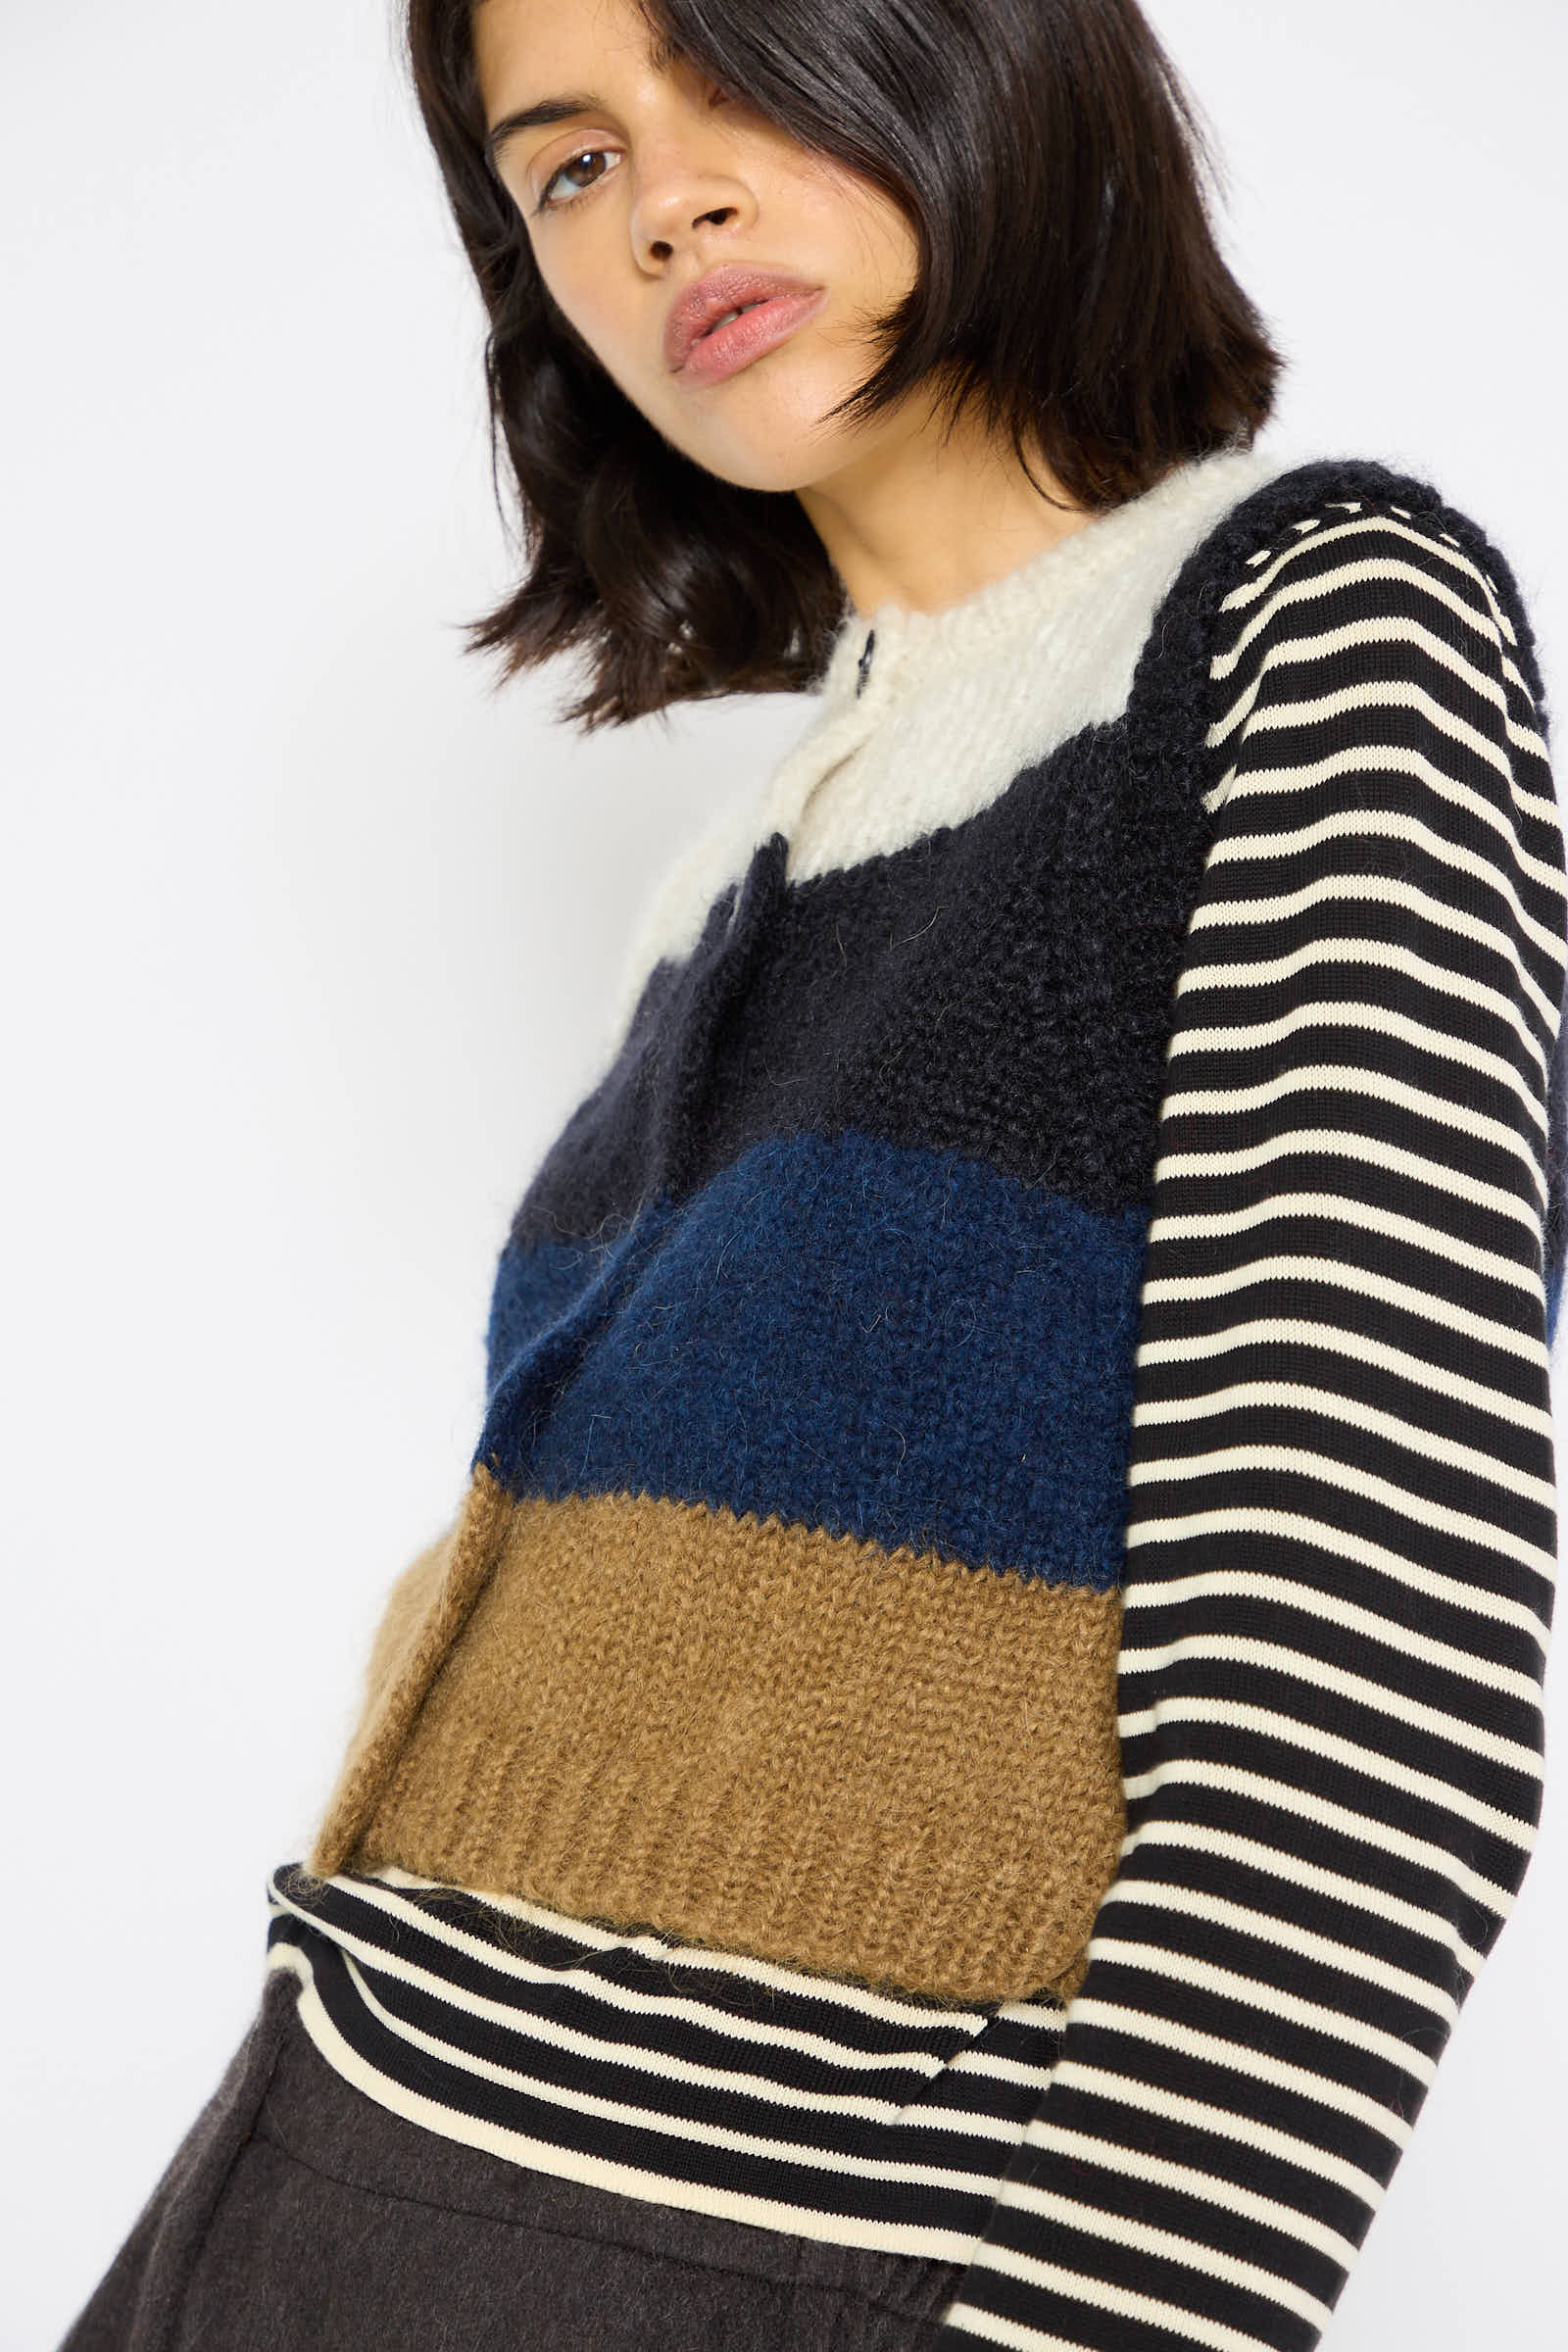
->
[284,437,1566,2352]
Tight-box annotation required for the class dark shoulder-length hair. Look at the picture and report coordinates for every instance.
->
[405,0,1286,731]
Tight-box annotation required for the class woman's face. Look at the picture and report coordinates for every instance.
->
[472,0,925,496]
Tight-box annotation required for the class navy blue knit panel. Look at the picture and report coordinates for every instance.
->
[479,1127,1148,1587]
[932,487,1564,2350]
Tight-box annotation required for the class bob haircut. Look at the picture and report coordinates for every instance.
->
[405,0,1286,731]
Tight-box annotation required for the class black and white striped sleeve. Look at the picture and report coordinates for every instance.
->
[934,492,1567,2352]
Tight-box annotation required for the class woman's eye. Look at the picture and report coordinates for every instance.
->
[530,80,737,216]
[534,146,617,215]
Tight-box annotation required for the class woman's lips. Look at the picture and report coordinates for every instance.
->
[678,287,827,384]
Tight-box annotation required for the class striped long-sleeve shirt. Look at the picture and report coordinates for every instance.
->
[270,441,1565,2352]
[932,480,1566,2347]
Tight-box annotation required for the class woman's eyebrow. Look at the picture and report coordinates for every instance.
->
[485,29,683,165]
[485,96,594,163]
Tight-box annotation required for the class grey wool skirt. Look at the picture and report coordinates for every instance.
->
[58,1965,969,2351]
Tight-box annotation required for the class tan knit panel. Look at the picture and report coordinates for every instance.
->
[347,1487,1127,2007]
[305,1464,516,1883]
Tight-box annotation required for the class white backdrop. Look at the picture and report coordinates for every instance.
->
[5,3,1563,2346]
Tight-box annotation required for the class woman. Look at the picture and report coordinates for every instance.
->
[61,0,1566,2346]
